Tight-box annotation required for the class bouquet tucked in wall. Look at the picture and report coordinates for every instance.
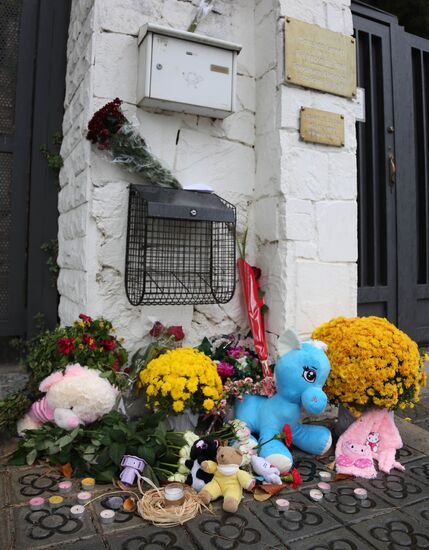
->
[86,98,181,188]
[312,316,427,416]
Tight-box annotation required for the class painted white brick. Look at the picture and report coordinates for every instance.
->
[325,2,347,34]
[316,201,357,261]
[59,295,85,326]
[58,236,87,270]
[93,32,137,103]
[255,5,277,78]
[255,131,281,198]
[97,0,161,35]
[327,152,357,200]
[280,0,325,23]
[58,269,87,304]
[285,198,315,241]
[254,196,282,242]
[59,168,89,213]
[236,75,256,113]
[222,111,255,146]
[295,241,317,259]
[58,204,88,240]
[256,69,278,135]
[295,260,356,335]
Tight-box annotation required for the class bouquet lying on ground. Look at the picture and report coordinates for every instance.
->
[0,314,128,433]
[312,316,427,415]
[198,334,276,414]
[86,98,181,188]
[10,411,185,484]
[138,347,223,415]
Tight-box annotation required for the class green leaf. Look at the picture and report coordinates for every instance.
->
[138,445,156,466]
[109,442,126,465]
[26,449,37,465]
[56,434,73,449]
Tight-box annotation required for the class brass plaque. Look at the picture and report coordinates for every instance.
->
[300,107,345,147]
[285,17,356,98]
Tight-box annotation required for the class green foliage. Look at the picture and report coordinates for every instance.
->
[40,133,63,173]
[41,239,59,287]
[0,393,32,434]
[10,411,184,484]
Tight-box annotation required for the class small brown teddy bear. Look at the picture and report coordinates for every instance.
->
[199,446,255,513]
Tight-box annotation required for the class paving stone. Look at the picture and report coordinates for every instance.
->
[40,535,107,550]
[395,396,429,422]
[186,505,281,550]
[107,525,197,549]
[355,468,428,507]
[395,444,425,464]
[288,526,378,549]
[92,493,144,533]
[316,479,393,525]
[401,498,429,526]
[8,466,66,504]
[0,468,8,507]
[406,457,429,486]
[246,490,341,544]
[351,510,429,549]
[293,454,327,486]
[415,417,429,431]
[0,507,13,550]
[13,502,97,549]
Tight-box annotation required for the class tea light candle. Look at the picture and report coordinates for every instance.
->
[106,496,123,510]
[319,471,332,482]
[81,477,95,491]
[48,495,64,509]
[58,481,72,494]
[309,489,323,502]
[275,498,290,512]
[100,509,115,524]
[317,482,331,494]
[77,491,92,505]
[70,505,85,519]
[29,497,45,511]
[164,483,185,505]
[354,488,368,500]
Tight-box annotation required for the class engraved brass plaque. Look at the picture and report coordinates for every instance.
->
[300,107,345,147]
[285,17,356,98]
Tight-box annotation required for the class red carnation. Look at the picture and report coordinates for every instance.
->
[83,334,97,350]
[290,468,302,489]
[79,313,92,323]
[167,325,185,342]
[57,337,75,356]
[101,338,117,351]
[149,321,164,337]
[283,424,292,447]
[112,358,120,371]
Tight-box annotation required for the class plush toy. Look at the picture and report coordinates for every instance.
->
[185,438,219,492]
[250,455,282,485]
[199,446,255,513]
[235,329,332,472]
[335,408,404,478]
[17,364,119,434]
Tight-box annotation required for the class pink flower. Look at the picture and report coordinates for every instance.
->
[227,347,246,359]
[79,313,92,323]
[217,361,235,378]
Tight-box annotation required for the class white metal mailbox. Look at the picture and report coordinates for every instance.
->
[137,24,242,118]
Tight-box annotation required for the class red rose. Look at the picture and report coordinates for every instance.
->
[101,338,117,351]
[57,337,75,355]
[290,468,302,489]
[79,313,92,323]
[112,358,120,371]
[283,424,292,447]
[149,321,164,337]
[83,334,97,350]
[167,326,185,342]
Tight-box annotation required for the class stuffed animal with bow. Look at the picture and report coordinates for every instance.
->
[235,329,332,472]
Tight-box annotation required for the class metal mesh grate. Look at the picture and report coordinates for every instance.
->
[125,186,236,305]
[0,0,22,134]
[0,153,12,320]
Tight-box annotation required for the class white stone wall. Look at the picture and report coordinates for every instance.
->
[59,0,357,355]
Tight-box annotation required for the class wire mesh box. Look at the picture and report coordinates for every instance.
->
[125,185,236,305]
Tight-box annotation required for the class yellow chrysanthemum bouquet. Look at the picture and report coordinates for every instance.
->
[312,316,427,415]
[139,347,223,415]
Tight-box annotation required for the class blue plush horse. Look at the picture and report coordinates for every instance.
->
[235,329,332,472]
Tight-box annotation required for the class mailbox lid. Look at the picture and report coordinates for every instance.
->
[131,185,235,223]
[149,33,234,111]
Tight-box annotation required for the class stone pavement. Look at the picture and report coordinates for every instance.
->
[1,397,429,549]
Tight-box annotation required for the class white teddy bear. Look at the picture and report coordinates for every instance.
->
[17,364,119,435]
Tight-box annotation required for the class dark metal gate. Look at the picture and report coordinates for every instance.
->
[0,0,70,338]
[353,1,429,344]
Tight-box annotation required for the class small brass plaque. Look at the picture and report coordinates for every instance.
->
[285,17,356,98]
[210,64,229,74]
[300,107,345,147]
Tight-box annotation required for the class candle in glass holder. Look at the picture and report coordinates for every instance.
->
[275,498,290,512]
[29,497,45,511]
[81,477,95,491]
[100,509,115,524]
[164,483,185,506]
[77,491,92,505]
[70,505,85,519]
[309,489,323,502]
[58,481,72,494]
[319,471,332,482]
[354,488,368,500]
[317,482,331,494]
[48,495,64,509]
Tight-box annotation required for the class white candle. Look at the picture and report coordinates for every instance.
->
[317,482,331,494]
[58,481,73,494]
[319,471,332,481]
[354,488,368,500]
[275,498,290,511]
[164,483,184,501]
[100,509,115,524]
[70,505,85,519]
[77,491,92,505]
[309,489,323,502]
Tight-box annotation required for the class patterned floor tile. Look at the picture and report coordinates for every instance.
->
[246,490,341,544]
[405,457,429,487]
[351,511,429,549]
[288,526,377,549]
[91,494,144,533]
[38,535,108,550]
[13,502,97,549]
[294,455,329,487]
[395,397,429,422]
[107,525,197,550]
[401,498,429,525]
[415,417,429,431]
[0,507,13,550]
[8,466,66,504]
[355,468,428,506]
[395,444,425,464]
[316,479,393,525]
[186,505,280,550]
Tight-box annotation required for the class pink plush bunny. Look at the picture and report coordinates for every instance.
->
[336,408,404,478]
